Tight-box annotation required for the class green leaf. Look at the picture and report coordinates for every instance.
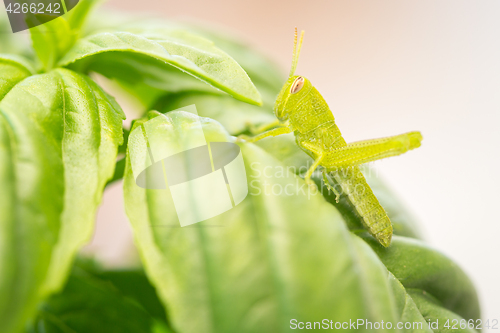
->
[0,55,34,100]
[77,16,283,109]
[184,24,284,105]
[28,0,103,71]
[59,30,262,105]
[104,20,285,97]
[69,19,281,135]
[135,25,285,142]
[124,111,401,333]
[388,273,433,333]
[88,54,220,107]
[104,25,283,135]
[30,17,75,71]
[0,69,124,333]
[364,235,481,322]
[93,269,169,323]
[27,261,172,333]
[407,289,478,333]
[131,22,284,108]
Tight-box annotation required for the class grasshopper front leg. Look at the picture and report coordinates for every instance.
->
[247,119,282,135]
[237,125,292,143]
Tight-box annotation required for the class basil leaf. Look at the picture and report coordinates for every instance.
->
[184,25,284,106]
[123,22,284,108]
[26,262,172,333]
[124,111,398,333]
[407,290,478,333]
[59,30,262,105]
[0,55,33,100]
[29,0,103,71]
[0,69,124,333]
[388,273,433,333]
[93,269,169,324]
[365,235,481,322]
[30,17,75,71]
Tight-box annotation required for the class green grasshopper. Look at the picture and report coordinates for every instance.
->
[239,29,423,247]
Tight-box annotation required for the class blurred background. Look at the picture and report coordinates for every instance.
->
[82,0,500,324]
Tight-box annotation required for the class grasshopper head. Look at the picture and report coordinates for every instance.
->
[274,28,308,121]
[274,75,312,121]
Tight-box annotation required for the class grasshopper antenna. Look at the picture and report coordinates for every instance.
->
[289,27,305,77]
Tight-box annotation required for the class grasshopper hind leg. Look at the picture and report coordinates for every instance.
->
[328,166,393,247]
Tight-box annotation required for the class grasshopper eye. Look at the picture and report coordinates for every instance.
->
[290,76,305,94]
